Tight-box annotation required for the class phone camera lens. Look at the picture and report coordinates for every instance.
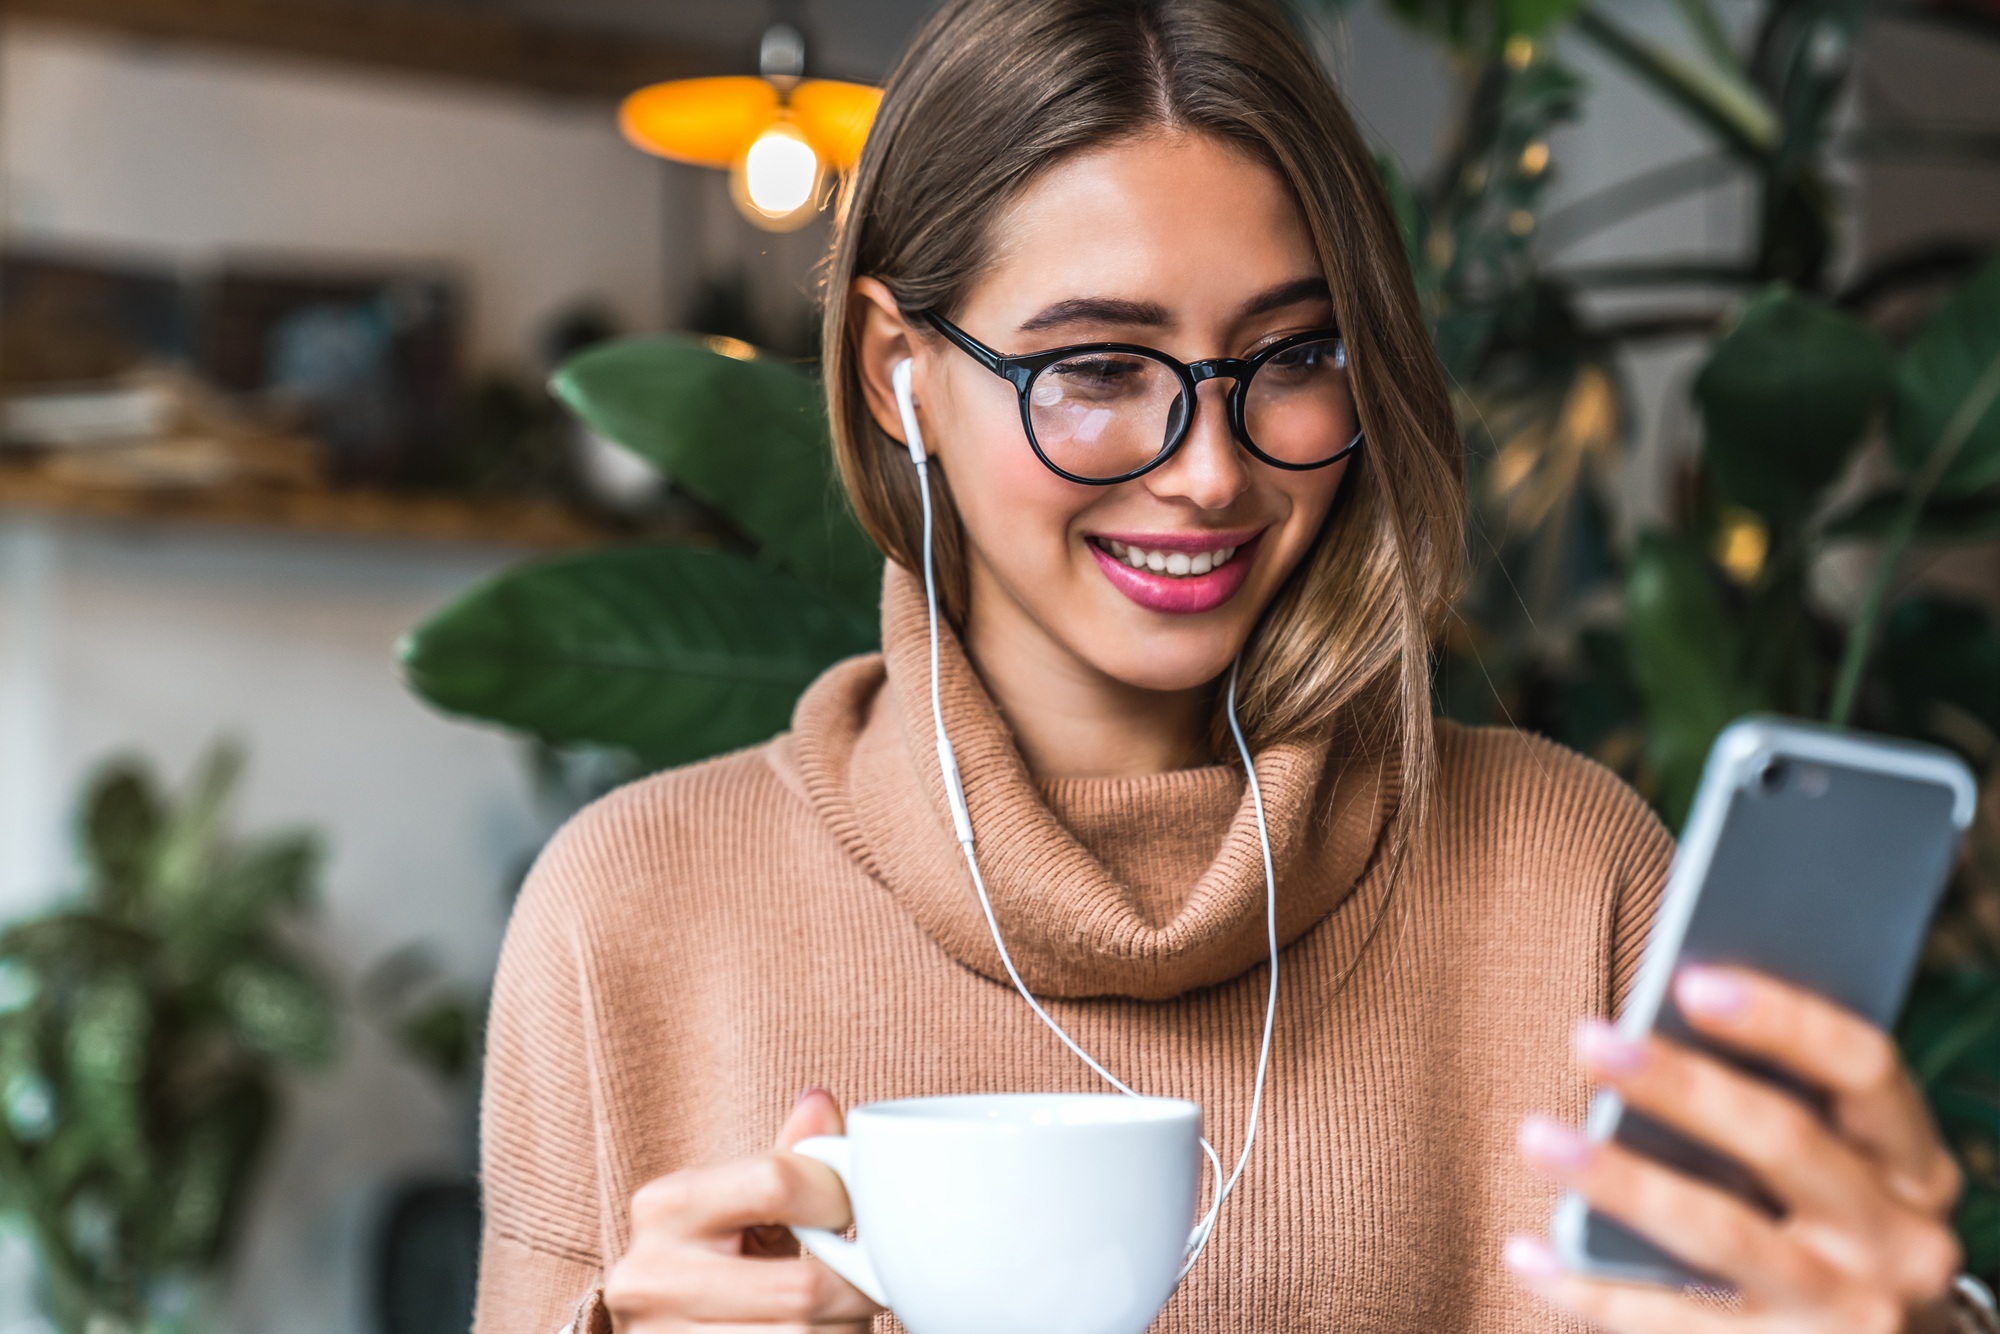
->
[1757,759,1790,795]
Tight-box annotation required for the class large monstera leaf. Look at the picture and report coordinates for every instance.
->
[1624,531,1766,826]
[400,545,877,768]
[1892,255,2000,497]
[1694,286,1891,523]
[405,334,890,769]
[552,337,883,615]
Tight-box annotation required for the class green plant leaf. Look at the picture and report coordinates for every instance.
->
[1823,487,2000,544]
[80,764,161,916]
[1670,0,1739,77]
[1903,968,2000,1090]
[215,955,334,1068]
[153,1080,271,1266]
[148,744,245,926]
[1434,308,1498,384]
[64,976,149,1094]
[1573,7,1776,161]
[1506,0,1588,36]
[168,834,320,959]
[1880,598,2000,741]
[1892,256,2000,496]
[1384,0,1586,48]
[62,973,151,1191]
[400,545,878,768]
[552,337,883,614]
[1693,285,1891,520]
[1624,531,1761,826]
[1956,1185,2000,1284]
[396,999,482,1084]
[1375,151,1426,281]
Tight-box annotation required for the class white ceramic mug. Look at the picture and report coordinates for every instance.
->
[790,1093,1202,1334]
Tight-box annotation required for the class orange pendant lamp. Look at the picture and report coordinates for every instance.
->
[620,25,881,232]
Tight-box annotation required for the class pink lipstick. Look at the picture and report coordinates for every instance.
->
[1086,530,1263,615]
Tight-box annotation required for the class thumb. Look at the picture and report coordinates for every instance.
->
[777,1086,846,1150]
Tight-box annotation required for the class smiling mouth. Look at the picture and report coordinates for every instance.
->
[1090,537,1246,579]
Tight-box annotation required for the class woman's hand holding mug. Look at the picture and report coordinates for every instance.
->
[605,1088,881,1332]
[1508,965,1966,1333]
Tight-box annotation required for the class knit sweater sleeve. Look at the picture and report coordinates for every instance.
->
[474,828,612,1334]
[1607,789,1675,1015]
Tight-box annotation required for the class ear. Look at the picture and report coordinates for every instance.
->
[850,276,927,454]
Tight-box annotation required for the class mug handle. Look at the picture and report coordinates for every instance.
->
[788,1135,889,1307]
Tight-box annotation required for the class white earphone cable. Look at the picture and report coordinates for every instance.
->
[895,358,1276,1276]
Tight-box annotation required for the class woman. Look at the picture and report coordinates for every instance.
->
[475,1,1971,1330]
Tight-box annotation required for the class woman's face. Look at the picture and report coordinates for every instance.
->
[855,130,1355,696]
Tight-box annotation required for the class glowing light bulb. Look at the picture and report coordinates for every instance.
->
[742,122,819,219]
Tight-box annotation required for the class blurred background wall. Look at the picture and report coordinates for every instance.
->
[0,21,678,371]
[0,1,1995,1331]
[0,18,698,1330]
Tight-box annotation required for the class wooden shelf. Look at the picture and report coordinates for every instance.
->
[0,464,626,550]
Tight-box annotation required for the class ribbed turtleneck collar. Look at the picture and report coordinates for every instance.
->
[789,565,1397,1000]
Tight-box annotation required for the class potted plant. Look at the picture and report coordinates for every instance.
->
[0,744,335,1332]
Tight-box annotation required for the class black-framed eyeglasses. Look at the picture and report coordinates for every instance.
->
[924,311,1365,486]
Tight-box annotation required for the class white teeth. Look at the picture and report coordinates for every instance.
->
[1099,539,1245,579]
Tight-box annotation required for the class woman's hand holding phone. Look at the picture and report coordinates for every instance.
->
[605,1088,883,1332]
[1507,964,1966,1333]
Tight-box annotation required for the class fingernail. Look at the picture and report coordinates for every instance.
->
[1574,1019,1645,1074]
[1518,1114,1590,1169]
[1676,966,1747,1018]
[796,1086,830,1107]
[1503,1234,1566,1282]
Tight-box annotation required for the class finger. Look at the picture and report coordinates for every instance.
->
[777,1087,847,1151]
[1574,1019,1880,1223]
[630,1151,853,1241]
[1517,1114,1813,1301]
[1675,966,1960,1213]
[609,1249,882,1324]
[1502,1236,1739,1334]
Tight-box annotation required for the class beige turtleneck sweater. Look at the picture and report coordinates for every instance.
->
[473,568,1672,1333]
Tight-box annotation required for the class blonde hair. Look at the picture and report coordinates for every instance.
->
[820,0,1463,835]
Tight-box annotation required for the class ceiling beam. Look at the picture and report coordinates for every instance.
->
[0,0,739,99]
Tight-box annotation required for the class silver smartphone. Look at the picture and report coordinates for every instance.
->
[1550,717,1978,1287]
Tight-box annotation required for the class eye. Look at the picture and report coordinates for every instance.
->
[1038,353,1157,402]
[1265,340,1342,371]
[1255,337,1347,390]
[1057,355,1146,381]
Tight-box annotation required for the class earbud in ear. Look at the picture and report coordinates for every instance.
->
[891,358,927,465]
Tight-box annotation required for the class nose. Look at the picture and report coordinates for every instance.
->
[1144,379,1248,512]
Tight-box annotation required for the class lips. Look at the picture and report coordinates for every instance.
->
[1086,531,1263,615]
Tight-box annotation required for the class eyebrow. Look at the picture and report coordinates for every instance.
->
[1014,276,1332,335]
[1240,276,1332,319]
[1017,296,1170,333]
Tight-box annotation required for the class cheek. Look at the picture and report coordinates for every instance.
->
[1278,463,1348,542]
[940,416,1091,567]
[1255,461,1351,580]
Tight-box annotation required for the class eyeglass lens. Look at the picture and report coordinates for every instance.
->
[1025,337,1355,480]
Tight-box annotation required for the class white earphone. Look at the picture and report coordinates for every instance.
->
[891,357,1279,1276]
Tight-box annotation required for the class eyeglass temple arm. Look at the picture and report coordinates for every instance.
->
[921,310,1010,375]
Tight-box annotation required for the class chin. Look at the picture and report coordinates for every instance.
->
[1087,639,1242,695]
